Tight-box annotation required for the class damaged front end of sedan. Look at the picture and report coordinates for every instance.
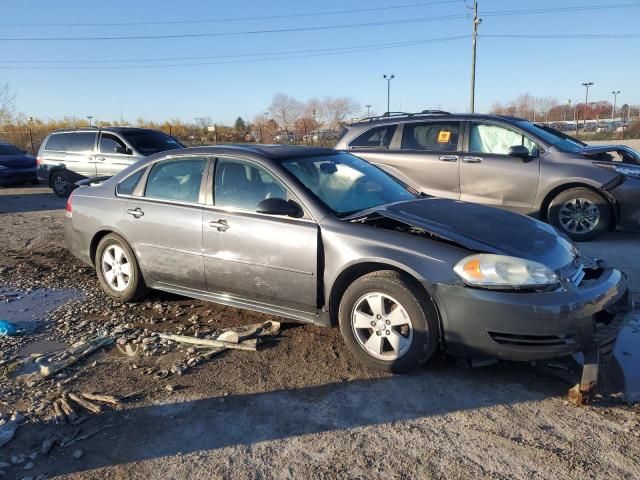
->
[350,202,633,405]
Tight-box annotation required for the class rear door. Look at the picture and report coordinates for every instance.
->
[350,121,463,199]
[124,156,208,290]
[43,132,98,178]
[460,121,541,214]
[96,132,138,176]
[202,157,318,312]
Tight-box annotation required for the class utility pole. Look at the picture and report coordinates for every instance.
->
[469,0,482,113]
[86,115,93,127]
[383,75,394,115]
[365,104,372,117]
[581,82,593,131]
[611,90,621,121]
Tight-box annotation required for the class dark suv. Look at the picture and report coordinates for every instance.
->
[335,111,640,241]
[37,127,183,197]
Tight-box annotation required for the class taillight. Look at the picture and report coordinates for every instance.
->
[65,191,73,218]
[36,156,43,166]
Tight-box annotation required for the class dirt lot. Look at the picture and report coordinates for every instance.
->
[0,185,639,480]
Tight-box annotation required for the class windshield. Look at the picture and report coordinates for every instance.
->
[121,130,183,156]
[281,152,417,216]
[517,121,586,152]
[0,143,23,155]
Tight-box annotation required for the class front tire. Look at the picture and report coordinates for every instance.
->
[51,170,72,197]
[548,187,610,241]
[338,270,439,372]
[95,233,148,302]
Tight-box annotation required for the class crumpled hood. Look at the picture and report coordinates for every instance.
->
[373,198,578,270]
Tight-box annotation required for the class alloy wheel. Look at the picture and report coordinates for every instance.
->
[53,174,68,195]
[101,245,131,292]
[351,292,414,360]
[559,198,601,234]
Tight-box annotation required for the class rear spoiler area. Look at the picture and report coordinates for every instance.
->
[75,176,112,188]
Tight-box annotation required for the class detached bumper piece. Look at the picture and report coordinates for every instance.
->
[568,305,631,406]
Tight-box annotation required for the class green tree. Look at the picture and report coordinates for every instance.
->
[234,116,246,132]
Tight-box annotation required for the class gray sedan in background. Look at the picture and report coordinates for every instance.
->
[336,112,640,241]
[65,145,631,376]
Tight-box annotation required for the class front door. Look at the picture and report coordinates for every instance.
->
[96,132,137,176]
[460,121,541,214]
[124,156,208,290]
[202,157,318,312]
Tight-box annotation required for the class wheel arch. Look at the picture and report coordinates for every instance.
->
[539,182,616,229]
[327,261,443,341]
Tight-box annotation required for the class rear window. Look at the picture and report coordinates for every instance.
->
[349,125,397,148]
[116,169,145,196]
[0,143,22,155]
[45,132,97,152]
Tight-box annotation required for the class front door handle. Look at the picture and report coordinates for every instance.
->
[462,156,483,164]
[126,207,144,218]
[208,219,229,232]
[95,156,106,162]
[439,155,459,162]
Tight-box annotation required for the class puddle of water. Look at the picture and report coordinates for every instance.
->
[0,287,83,330]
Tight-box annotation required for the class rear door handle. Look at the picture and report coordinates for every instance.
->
[95,156,106,162]
[439,155,459,162]
[462,156,483,163]
[126,208,144,218]
[208,219,229,232]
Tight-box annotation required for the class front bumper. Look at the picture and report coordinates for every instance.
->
[0,167,37,185]
[434,266,632,362]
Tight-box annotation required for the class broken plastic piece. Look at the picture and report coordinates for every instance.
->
[0,320,17,337]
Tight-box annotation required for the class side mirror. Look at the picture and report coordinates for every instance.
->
[256,198,301,217]
[508,145,531,159]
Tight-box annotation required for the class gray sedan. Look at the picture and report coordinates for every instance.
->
[65,145,631,374]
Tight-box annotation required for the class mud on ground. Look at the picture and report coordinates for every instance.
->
[0,185,639,480]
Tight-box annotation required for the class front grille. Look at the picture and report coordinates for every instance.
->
[488,331,576,347]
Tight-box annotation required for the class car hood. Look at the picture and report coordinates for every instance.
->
[354,198,578,270]
[0,154,36,168]
[578,145,639,164]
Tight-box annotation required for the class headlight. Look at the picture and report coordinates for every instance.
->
[453,254,559,288]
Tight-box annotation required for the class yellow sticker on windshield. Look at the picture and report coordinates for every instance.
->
[437,131,451,143]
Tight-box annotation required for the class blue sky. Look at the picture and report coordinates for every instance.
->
[2,0,639,124]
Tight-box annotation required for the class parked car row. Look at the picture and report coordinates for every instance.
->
[64,143,632,379]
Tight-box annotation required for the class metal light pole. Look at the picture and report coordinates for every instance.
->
[312,109,317,145]
[611,90,621,121]
[469,0,482,113]
[564,99,571,122]
[87,115,93,127]
[383,74,394,115]
[365,104,372,117]
[581,82,593,131]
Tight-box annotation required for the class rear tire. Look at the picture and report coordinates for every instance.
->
[338,270,439,372]
[51,170,72,198]
[548,187,610,241]
[95,233,148,302]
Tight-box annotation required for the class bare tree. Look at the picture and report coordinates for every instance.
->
[0,82,16,124]
[268,93,303,138]
[322,96,361,131]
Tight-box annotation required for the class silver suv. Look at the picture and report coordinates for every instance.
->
[37,127,183,197]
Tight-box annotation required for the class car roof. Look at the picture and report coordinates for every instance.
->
[49,127,162,134]
[161,144,339,160]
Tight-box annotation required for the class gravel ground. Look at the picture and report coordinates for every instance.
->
[0,185,639,480]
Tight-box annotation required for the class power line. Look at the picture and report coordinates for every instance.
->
[0,37,469,65]
[0,0,463,27]
[4,2,639,42]
[483,33,640,39]
[0,36,471,70]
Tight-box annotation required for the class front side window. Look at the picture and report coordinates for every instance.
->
[144,157,206,203]
[401,122,460,152]
[214,159,287,211]
[121,130,182,156]
[100,134,128,154]
[469,123,539,156]
[282,152,416,216]
[349,125,397,148]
